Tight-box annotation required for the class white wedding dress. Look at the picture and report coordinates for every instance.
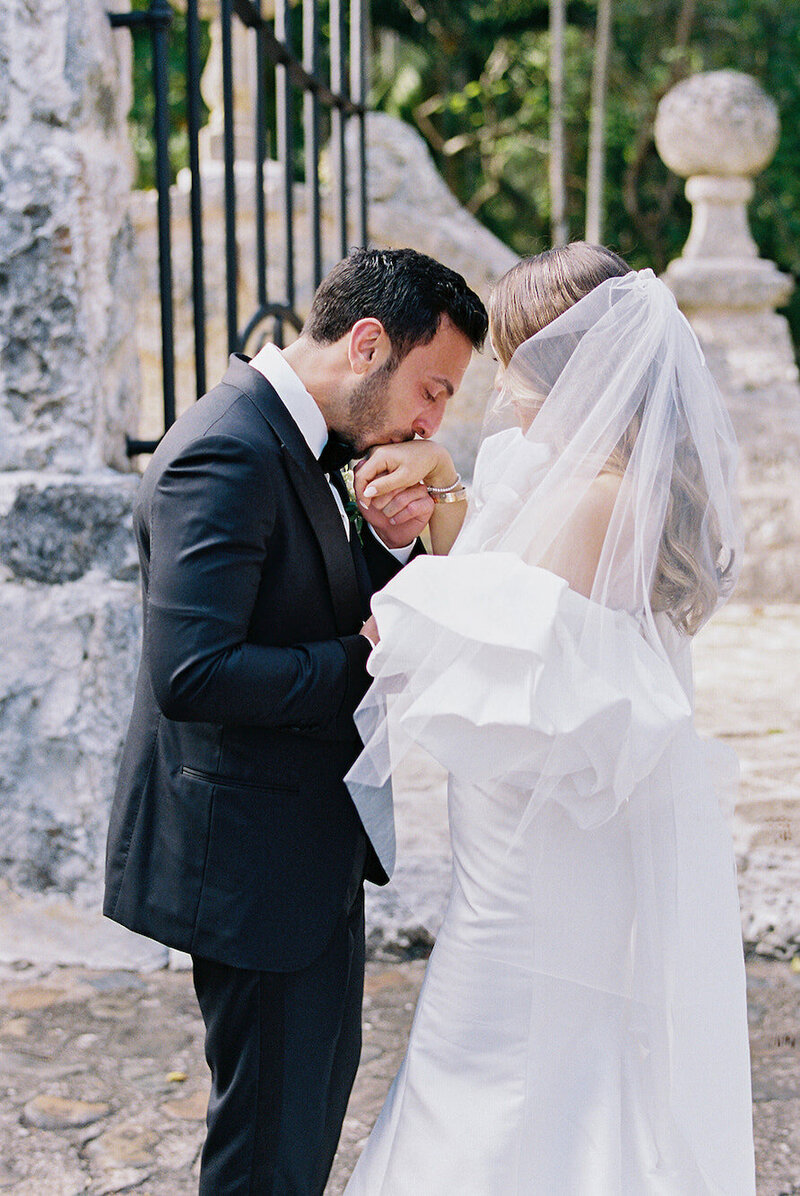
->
[345,272,755,1194]
[344,554,755,1195]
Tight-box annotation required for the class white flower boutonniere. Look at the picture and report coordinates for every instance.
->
[341,466,364,545]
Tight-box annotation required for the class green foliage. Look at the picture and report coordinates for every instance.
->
[127,3,326,189]
[372,0,800,343]
[127,1,211,190]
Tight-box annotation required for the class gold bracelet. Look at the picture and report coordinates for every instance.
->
[430,487,467,504]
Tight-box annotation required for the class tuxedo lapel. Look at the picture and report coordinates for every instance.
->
[280,445,364,634]
[329,468,372,619]
[223,355,364,636]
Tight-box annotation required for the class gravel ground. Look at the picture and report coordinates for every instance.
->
[0,955,797,1195]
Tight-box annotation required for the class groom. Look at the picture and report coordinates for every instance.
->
[104,247,487,1194]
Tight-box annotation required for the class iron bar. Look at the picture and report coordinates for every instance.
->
[240,302,303,350]
[254,0,269,321]
[151,0,177,432]
[126,437,162,455]
[108,7,172,31]
[221,0,239,353]
[330,0,348,258]
[186,0,207,398]
[350,0,368,247]
[275,0,295,349]
[303,0,323,286]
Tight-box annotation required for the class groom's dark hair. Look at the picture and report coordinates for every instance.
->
[303,247,488,360]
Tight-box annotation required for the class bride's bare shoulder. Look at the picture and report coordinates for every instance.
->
[572,471,623,534]
[539,472,623,597]
[592,469,624,497]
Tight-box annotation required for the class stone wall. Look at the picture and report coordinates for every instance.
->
[0,473,140,901]
[0,0,146,959]
[706,364,800,604]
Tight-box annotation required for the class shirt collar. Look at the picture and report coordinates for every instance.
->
[248,342,328,460]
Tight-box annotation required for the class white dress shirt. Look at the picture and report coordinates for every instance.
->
[249,343,413,563]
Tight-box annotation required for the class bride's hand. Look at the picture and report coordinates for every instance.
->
[354,441,457,513]
[354,472,434,547]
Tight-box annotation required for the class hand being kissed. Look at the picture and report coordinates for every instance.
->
[354,440,458,550]
[356,440,460,649]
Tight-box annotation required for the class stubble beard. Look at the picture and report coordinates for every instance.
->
[336,360,410,456]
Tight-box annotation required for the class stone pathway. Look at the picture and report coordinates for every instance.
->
[0,603,798,1193]
[0,956,798,1195]
[694,604,800,958]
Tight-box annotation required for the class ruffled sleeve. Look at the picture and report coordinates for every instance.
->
[351,554,692,841]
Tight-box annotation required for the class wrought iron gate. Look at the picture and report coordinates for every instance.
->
[110,0,370,456]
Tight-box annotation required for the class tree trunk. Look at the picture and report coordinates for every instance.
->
[549,0,568,246]
[622,0,696,259]
[585,0,612,244]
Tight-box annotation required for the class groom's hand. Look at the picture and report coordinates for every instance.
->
[360,614,380,647]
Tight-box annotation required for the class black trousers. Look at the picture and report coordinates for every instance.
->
[192,884,365,1196]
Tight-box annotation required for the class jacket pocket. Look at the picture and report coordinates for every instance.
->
[180,764,297,797]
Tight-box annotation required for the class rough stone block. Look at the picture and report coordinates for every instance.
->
[0,471,139,584]
[0,567,141,902]
[0,0,139,471]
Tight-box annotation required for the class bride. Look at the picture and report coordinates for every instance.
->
[344,243,755,1194]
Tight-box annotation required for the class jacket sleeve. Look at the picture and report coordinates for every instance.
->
[360,525,427,592]
[144,433,371,736]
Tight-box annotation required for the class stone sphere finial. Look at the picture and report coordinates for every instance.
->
[654,70,779,180]
[656,70,797,392]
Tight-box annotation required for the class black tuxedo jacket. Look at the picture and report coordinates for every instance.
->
[104,355,412,972]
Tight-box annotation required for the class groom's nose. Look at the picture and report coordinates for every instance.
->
[411,405,445,440]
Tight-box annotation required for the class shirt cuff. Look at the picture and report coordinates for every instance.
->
[368,523,415,565]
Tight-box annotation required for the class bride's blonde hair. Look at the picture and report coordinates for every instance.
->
[489,243,731,635]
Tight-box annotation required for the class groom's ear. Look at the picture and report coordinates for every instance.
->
[347,318,391,376]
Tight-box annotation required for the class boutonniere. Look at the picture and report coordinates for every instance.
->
[341,466,365,545]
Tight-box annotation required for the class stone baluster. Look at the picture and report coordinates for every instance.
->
[196,0,266,165]
[655,70,798,390]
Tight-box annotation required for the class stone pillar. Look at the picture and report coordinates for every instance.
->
[0,1,159,966]
[655,70,800,602]
[655,70,797,391]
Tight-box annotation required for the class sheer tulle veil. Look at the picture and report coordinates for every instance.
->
[464,266,741,630]
[347,268,742,872]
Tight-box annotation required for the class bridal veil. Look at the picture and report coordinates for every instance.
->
[349,268,743,860]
